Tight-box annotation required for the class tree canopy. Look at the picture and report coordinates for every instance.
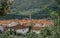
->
[0,0,13,17]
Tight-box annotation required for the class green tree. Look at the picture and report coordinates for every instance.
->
[38,0,60,38]
[0,0,13,17]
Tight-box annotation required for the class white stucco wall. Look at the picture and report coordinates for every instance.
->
[16,28,29,34]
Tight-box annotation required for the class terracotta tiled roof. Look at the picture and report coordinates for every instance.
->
[0,19,53,26]
[0,19,53,31]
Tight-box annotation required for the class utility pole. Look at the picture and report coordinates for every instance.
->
[29,9,32,21]
[29,13,31,21]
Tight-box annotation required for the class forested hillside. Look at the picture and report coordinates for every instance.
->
[12,0,55,10]
[2,0,57,19]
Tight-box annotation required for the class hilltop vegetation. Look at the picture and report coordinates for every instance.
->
[11,0,55,14]
[4,0,56,19]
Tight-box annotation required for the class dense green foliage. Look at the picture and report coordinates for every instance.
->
[37,0,60,38]
[0,0,13,16]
